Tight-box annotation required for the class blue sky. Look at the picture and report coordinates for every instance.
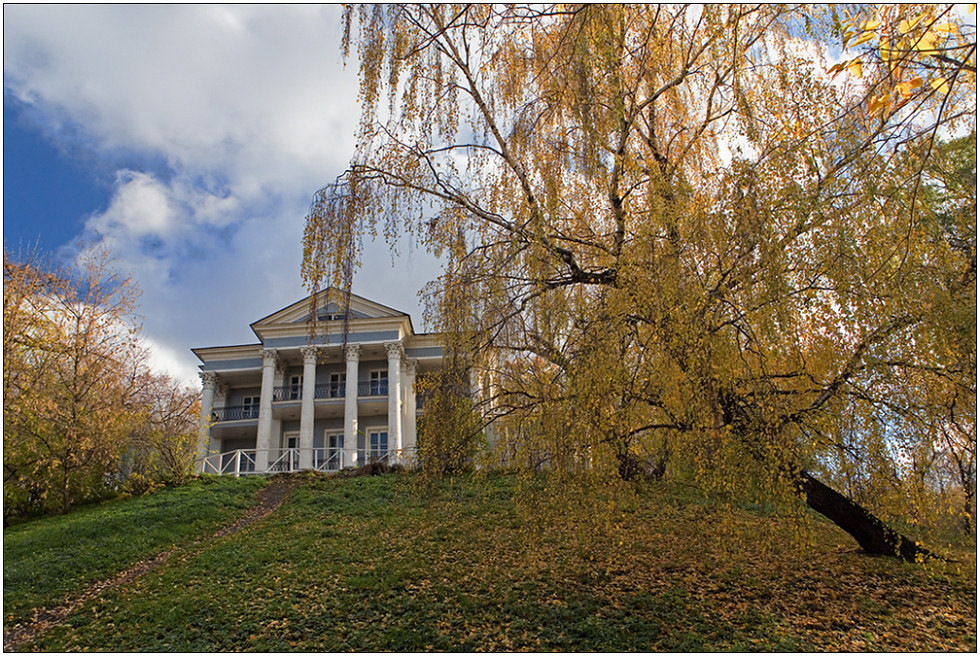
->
[4,5,441,385]
[4,102,111,253]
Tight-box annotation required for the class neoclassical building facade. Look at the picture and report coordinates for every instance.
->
[193,289,443,475]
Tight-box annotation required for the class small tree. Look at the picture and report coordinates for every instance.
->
[126,371,201,488]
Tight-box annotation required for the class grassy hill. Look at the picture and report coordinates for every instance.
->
[4,472,976,652]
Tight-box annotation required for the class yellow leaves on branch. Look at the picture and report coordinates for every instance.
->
[930,77,951,94]
[897,76,924,99]
[831,5,975,118]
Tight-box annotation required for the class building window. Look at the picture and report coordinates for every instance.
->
[370,431,388,453]
[317,433,344,470]
[278,433,300,471]
[369,370,388,396]
[242,395,259,419]
[328,372,346,398]
[360,430,388,463]
[288,375,303,400]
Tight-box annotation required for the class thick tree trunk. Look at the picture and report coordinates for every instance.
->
[718,392,935,562]
[794,469,933,562]
[615,448,643,481]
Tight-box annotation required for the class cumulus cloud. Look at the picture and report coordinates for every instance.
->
[4,5,443,385]
[5,5,357,185]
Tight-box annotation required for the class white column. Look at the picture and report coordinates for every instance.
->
[403,359,417,463]
[212,381,228,455]
[343,344,360,468]
[299,346,318,470]
[197,372,218,473]
[386,342,403,462]
[255,349,278,472]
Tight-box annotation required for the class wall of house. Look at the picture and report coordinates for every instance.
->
[314,364,346,384]
[357,359,388,384]
[276,359,392,386]
[314,418,346,437]
[223,437,256,452]
[200,357,262,371]
[225,386,261,406]
[276,419,351,443]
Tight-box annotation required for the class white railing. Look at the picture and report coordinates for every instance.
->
[200,449,259,476]
[314,448,344,472]
[199,447,355,477]
[360,449,390,465]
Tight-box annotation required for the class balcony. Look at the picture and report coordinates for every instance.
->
[273,386,303,402]
[270,381,388,401]
[211,405,259,422]
[358,381,388,397]
[316,383,347,399]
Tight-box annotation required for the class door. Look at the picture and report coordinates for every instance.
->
[369,370,388,396]
[368,430,388,463]
[328,373,345,398]
[288,375,303,400]
[324,433,343,470]
[282,432,300,471]
[242,395,259,419]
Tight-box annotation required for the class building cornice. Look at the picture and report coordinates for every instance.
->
[252,315,413,342]
[192,343,263,362]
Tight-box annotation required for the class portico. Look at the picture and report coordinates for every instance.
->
[193,288,444,475]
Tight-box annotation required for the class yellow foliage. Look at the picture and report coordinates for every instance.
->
[4,248,199,519]
[303,4,977,553]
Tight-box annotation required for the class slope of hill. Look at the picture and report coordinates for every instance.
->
[4,472,976,651]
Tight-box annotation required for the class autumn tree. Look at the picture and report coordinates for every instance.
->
[304,4,976,559]
[125,371,201,489]
[3,248,199,521]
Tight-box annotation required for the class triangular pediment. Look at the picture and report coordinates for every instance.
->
[250,287,407,330]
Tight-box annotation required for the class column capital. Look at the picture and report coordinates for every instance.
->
[403,358,417,376]
[262,348,280,368]
[345,343,360,362]
[300,345,319,363]
[385,341,404,360]
[200,371,219,389]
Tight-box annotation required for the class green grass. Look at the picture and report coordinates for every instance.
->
[7,472,977,652]
[3,475,266,627]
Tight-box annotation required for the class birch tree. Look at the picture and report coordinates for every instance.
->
[304,4,976,559]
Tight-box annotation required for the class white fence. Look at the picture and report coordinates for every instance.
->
[199,448,393,476]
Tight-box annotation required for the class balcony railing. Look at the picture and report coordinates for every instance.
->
[315,383,346,399]
[269,381,388,402]
[358,381,388,397]
[211,405,259,422]
[273,386,303,402]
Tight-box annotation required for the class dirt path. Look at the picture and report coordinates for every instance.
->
[3,478,297,652]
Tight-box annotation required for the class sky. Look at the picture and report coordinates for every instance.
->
[3,5,442,387]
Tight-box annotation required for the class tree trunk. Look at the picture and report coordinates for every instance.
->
[793,469,933,562]
[615,448,643,481]
[61,468,72,515]
[963,484,976,534]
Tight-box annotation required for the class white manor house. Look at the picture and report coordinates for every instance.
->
[193,289,444,475]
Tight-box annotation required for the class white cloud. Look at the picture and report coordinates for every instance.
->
[141,336,202,389]
[87,171,177,239]
[4,5,444,386]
